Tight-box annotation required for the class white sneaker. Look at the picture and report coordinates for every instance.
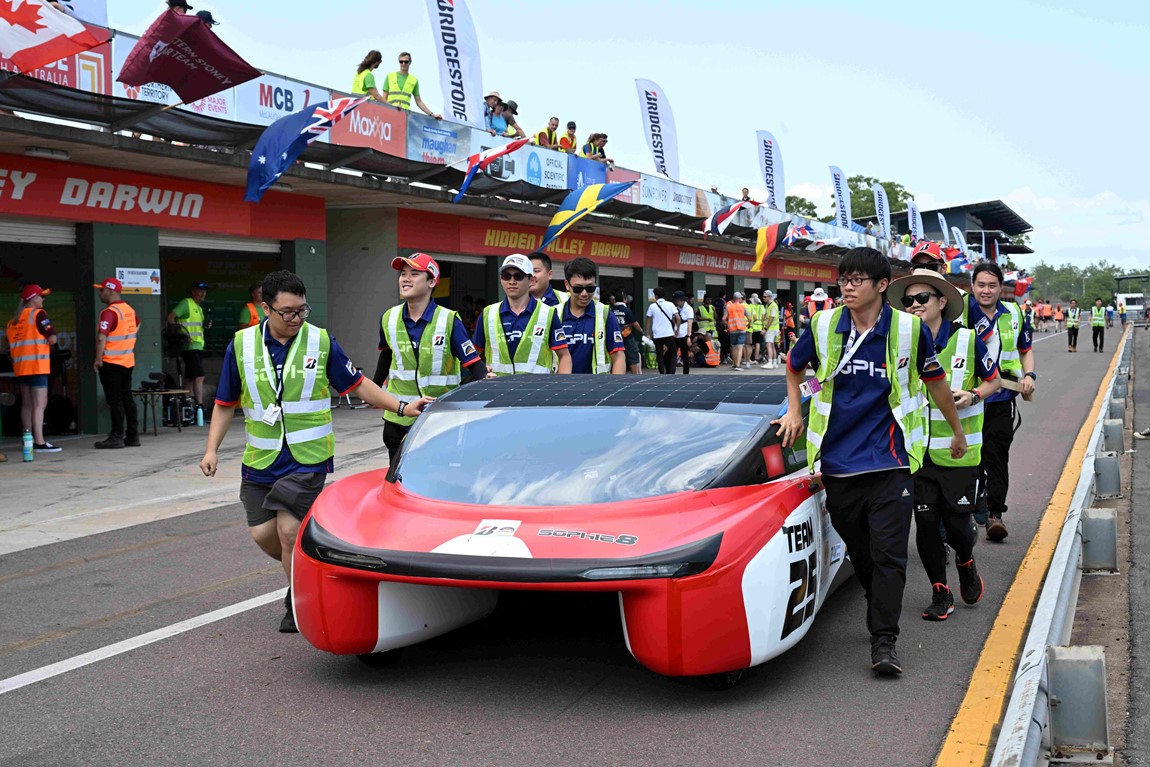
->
[760,362,771,369]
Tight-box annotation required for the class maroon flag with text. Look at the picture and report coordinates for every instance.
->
[117,10,260,104]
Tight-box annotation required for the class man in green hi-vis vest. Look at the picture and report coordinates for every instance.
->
[199,270,431,634]
[774,248,967,678]
[889,269,1002,624]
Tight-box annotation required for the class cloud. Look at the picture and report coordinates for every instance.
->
[1004,187,1150,270]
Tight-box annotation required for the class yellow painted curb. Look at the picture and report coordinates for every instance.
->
[935,327,1128,766]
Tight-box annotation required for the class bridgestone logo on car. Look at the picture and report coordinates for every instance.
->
[432,0,471,124]
[538,529,638,546]
[644,91,667,174]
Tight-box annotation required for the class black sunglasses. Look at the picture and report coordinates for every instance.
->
[399,59,411,64]
[900,292,942,308]
[568,284,597,294]
[500,271,528,282]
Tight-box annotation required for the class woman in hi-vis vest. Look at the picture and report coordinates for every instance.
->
[5,284,61,453]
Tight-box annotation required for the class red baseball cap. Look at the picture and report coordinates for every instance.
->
[93,277,123,292]
[20,284,50,301]
[391,252,440,283]
[911,241,944,263]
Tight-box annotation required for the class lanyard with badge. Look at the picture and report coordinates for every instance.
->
[800,322,872,398]
[259,321,302,425]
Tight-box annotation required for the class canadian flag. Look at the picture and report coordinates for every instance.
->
[0,0,105,74]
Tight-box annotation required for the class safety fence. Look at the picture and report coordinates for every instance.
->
[990,328,1132,766]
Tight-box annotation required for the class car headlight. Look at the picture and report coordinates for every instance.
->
[580,562,699,580]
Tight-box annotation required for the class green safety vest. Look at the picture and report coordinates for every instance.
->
[235,322,334,470]
[1066,307,1081,328]
[746,303,764,332]
[765,302,780,332]
[352,69,375,97]
[380,304,462,427]
[579,303,611,375]
[482,300,556,375]
[806,306,927,475]
[1091,307,1106,327]
[696,304,716,334]
[176,298,204,351]
[385,71,417,109]
[924,326,982,468]
[960,300,1023,379]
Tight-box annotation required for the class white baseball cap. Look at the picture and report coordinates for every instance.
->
[811,287,828,301]
[499,254,533,275]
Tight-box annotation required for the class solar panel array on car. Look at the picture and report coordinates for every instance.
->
[440,375,789,413]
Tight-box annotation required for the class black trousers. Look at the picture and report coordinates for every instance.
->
[99,363,137,437]
[382,420,411,467]
[718,328,731,360]
[1067,327,1078,349]
[675,337,691,374]
[822,470,913,643]
[654,336,677,374]
[980,399,1016,518]
[1093,326,1105,351]
[914,461,978,586]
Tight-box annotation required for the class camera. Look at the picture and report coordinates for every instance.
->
[480,146,516,180]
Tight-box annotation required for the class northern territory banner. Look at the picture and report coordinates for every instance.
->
[634,78,679,181]
[424,0,484,129]
[756,130,785,212]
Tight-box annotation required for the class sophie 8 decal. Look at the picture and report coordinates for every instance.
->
[538,529,638,546]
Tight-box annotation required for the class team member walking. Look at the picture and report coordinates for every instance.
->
[529,252,569,307]
[645,287,680,374]
[473,254,571,375]
[239,283,266,329]
[92,277,140,449]
[168,282,210,411]
[760,290,781,369]
[1053,303,1064,333]
[558,257,625,374]
[1066,299,1081,352]
[373,253,487,465]
[1091,299,1106,352]
[725,292,749,370]
[5,284,61,452]
[773,248,966,675]
[199,270,429,633]
[889,269,1000,621]
[672,291,695,374]
[959,262,1036,542]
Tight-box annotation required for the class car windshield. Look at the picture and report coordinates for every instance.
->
[396,407,765,506]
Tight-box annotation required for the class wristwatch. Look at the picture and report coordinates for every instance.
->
[1024,371,1037,381]
[969,389,981,404]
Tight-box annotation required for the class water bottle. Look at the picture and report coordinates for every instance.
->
[22,430,33,462]
[195,404,204,427]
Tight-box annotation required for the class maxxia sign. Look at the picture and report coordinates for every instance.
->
[329,100,406,155]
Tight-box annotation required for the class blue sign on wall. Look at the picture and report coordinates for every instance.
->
[567,156,607,191]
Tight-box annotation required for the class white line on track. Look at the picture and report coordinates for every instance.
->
[1032,330,1067,343]
[0,588,285,697]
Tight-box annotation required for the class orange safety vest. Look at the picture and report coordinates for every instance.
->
[806,299,833,318]
[242,302,263,328]
[6,307,50,376]
[784,307,795,329]
[102,302,138,368]
[726,302,748,331]
[1054,307,1064,320]
[1041,304,1053,318]
[703,339,720,366]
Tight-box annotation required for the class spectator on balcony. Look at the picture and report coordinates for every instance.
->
[166,0,191,11]
[502,100,526,138]
[741,188,752,202]
[195,10,219,26]
[384,52,442,120]
[536,117,560,149]
[352,50,386,102]
[583,134,615,168]
[483,91,501,134]
[559,121,579,154]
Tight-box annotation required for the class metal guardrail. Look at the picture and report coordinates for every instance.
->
[990,330,1132,766]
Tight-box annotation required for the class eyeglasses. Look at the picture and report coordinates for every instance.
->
[399,59,411,64]
[269,304,311,322]
[568,284,597,294]
[500,271,528,282]
[899,292,942,308]
[837,275,874,287]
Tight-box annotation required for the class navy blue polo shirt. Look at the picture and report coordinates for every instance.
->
[559,302,624,374]
[962,295,1032,403]
[376,300,481,368]
[931,318,999,384]
[788,303,944,477]
[471,296,567,357]
[539,286,565,307]
[215,321,364,483]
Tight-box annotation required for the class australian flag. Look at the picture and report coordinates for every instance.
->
[245,97,368,203]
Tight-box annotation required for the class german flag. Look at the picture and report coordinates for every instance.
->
[753,220,789,272]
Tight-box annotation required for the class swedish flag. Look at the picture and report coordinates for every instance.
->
[538,182,636,252]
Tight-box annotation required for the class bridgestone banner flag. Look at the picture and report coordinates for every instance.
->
[118,10,260,104]
[756,130,785,212]
[951,226,968,253]
[907,201,922,240]
[635,79,679,181]
[871,183,890,240]
[938,212,951,246]
[425,0,484,129]
[829,166,851,229]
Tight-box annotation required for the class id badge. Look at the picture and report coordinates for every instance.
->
[799,378,822,398]
[261,404,282,425]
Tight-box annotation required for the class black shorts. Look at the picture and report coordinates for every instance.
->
[913,459,979,515]
[623,336,641,366]
[181,349,205,379]
[751,331,763,345]
[240,473,327,527]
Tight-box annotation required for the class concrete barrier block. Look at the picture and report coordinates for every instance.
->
[1082,508,1118,572]
[1102,419,1125,453]
[1094,452,1122,499]
[1046,645,1111,761]
[1108,398,1126,421]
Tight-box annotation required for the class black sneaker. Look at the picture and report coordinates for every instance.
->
[124,433,141,447]
[986,515,1009,542]
[94,434,125,449]
[279,608,298,633]
[922,584,955,621]
[870,637,902,675]
[956,558,985,605]
[33,442,62,453]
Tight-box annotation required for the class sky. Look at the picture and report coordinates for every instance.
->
[108,0,1150,272]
